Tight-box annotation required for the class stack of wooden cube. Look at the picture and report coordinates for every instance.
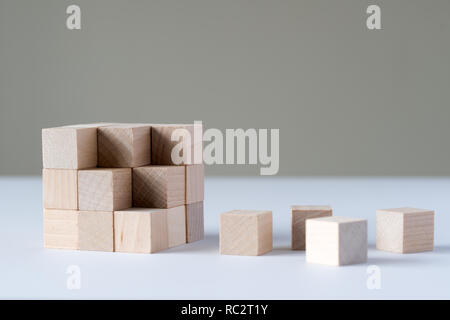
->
[42,123,204,253]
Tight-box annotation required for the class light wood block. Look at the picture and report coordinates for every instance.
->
[42,123,112,169]
[167,206,186,248]
[98,124,151,168]
[220,210,272,256]
[186,165,204,204]
[291,205,332,250]
[43,169,78,210]
[43,209,78,250]
[376,207,434,253]
[133,166,185,209]
[306,216,367,266]
[78,211,114,252]
[78,168,132,211]
[186,201,204,243]
[151,124,203,165]
[114,208,169,253]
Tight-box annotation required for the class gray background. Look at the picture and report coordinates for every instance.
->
[1,0,450,176]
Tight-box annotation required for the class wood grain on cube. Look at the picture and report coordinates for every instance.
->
[43,169,78,210]
[98,124,151,168]
[167,206,186,248]
[186,165,204,204]
[78,168,131,211]
[42,123,112,169]
[43,209,78,250]
[114,208,168,253]
[186,201,204,243]
[152,124,203,165]
[376,207,434,253]
[306,216,367,266]
[291,205,332,250]
[133,166,185,209]
[78,211,114,252]
[220,210,272,256]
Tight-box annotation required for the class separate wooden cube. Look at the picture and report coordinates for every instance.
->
[220,210,272,256]
[376,207,434,253]
[98,124,151,168]
[167,206,186,248]
[291,205,332,250]
[152,124,203,165]
[78,211,114,252]
[43,209,78,250]
[133,166,185,208]
[306,217,367,266]
[186,165,204,204]
[42,123,112,169]
[114,208,169,253]
[43,169,78,210]
[186,201,204,243]
[78,168,132,211]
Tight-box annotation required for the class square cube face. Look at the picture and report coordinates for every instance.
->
[114,208,168,253]
[186,201,204,243]
[133,166,185,209]
[291,205,332,250]
[220,210,273,256]
[186,165,204,204]
[98,124,151,168]
[78,168,132,211]
[167,206,186,248]
[42,124,110,169]
[43,169,78,210]
[151,124,203,165]
[78,211,114,252]
[43,209,78,250]
[376,207,434,253]
[306,217,367,266]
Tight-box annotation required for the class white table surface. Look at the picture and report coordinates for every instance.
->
[0,176,449,299]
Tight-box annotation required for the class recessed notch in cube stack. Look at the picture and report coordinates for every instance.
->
[41,122,204,253]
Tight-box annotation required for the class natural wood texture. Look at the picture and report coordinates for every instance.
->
[78,211,114,252]
[291,205,332,250]
[43,209,78,250]
[114,208,169,253]
[186,201,204,243]
[43,169,78,210]
[376,207,434,253]
[151,124,203,165]
[98,124,151,168]
[306,217,367,266]
[186,165,204,204]
[167,206,186,248]
[42,123,112,169]
[133,166,185,209]
[220,210,272,256]
[78,168,132,211]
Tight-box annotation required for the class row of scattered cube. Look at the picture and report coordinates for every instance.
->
[220,207,434,266]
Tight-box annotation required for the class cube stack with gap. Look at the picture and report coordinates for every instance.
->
[42,122,204,253]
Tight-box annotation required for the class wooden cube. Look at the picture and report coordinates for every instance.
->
[167,206,187,248]
[78,168,132,211]
[43,169,78,210]
[42,123,111,169]
[43,209,78,250]
[306,217,367,266]
[98,124,151,168]
[291,205,332,250]
[376,207,434,253]
[152,124,203,165]
[114,208,169,253]
[186,165,204,204]
[186,201,204,243]
[133,166,185,209]
[220,210,272,256]
[78,211,114,252]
